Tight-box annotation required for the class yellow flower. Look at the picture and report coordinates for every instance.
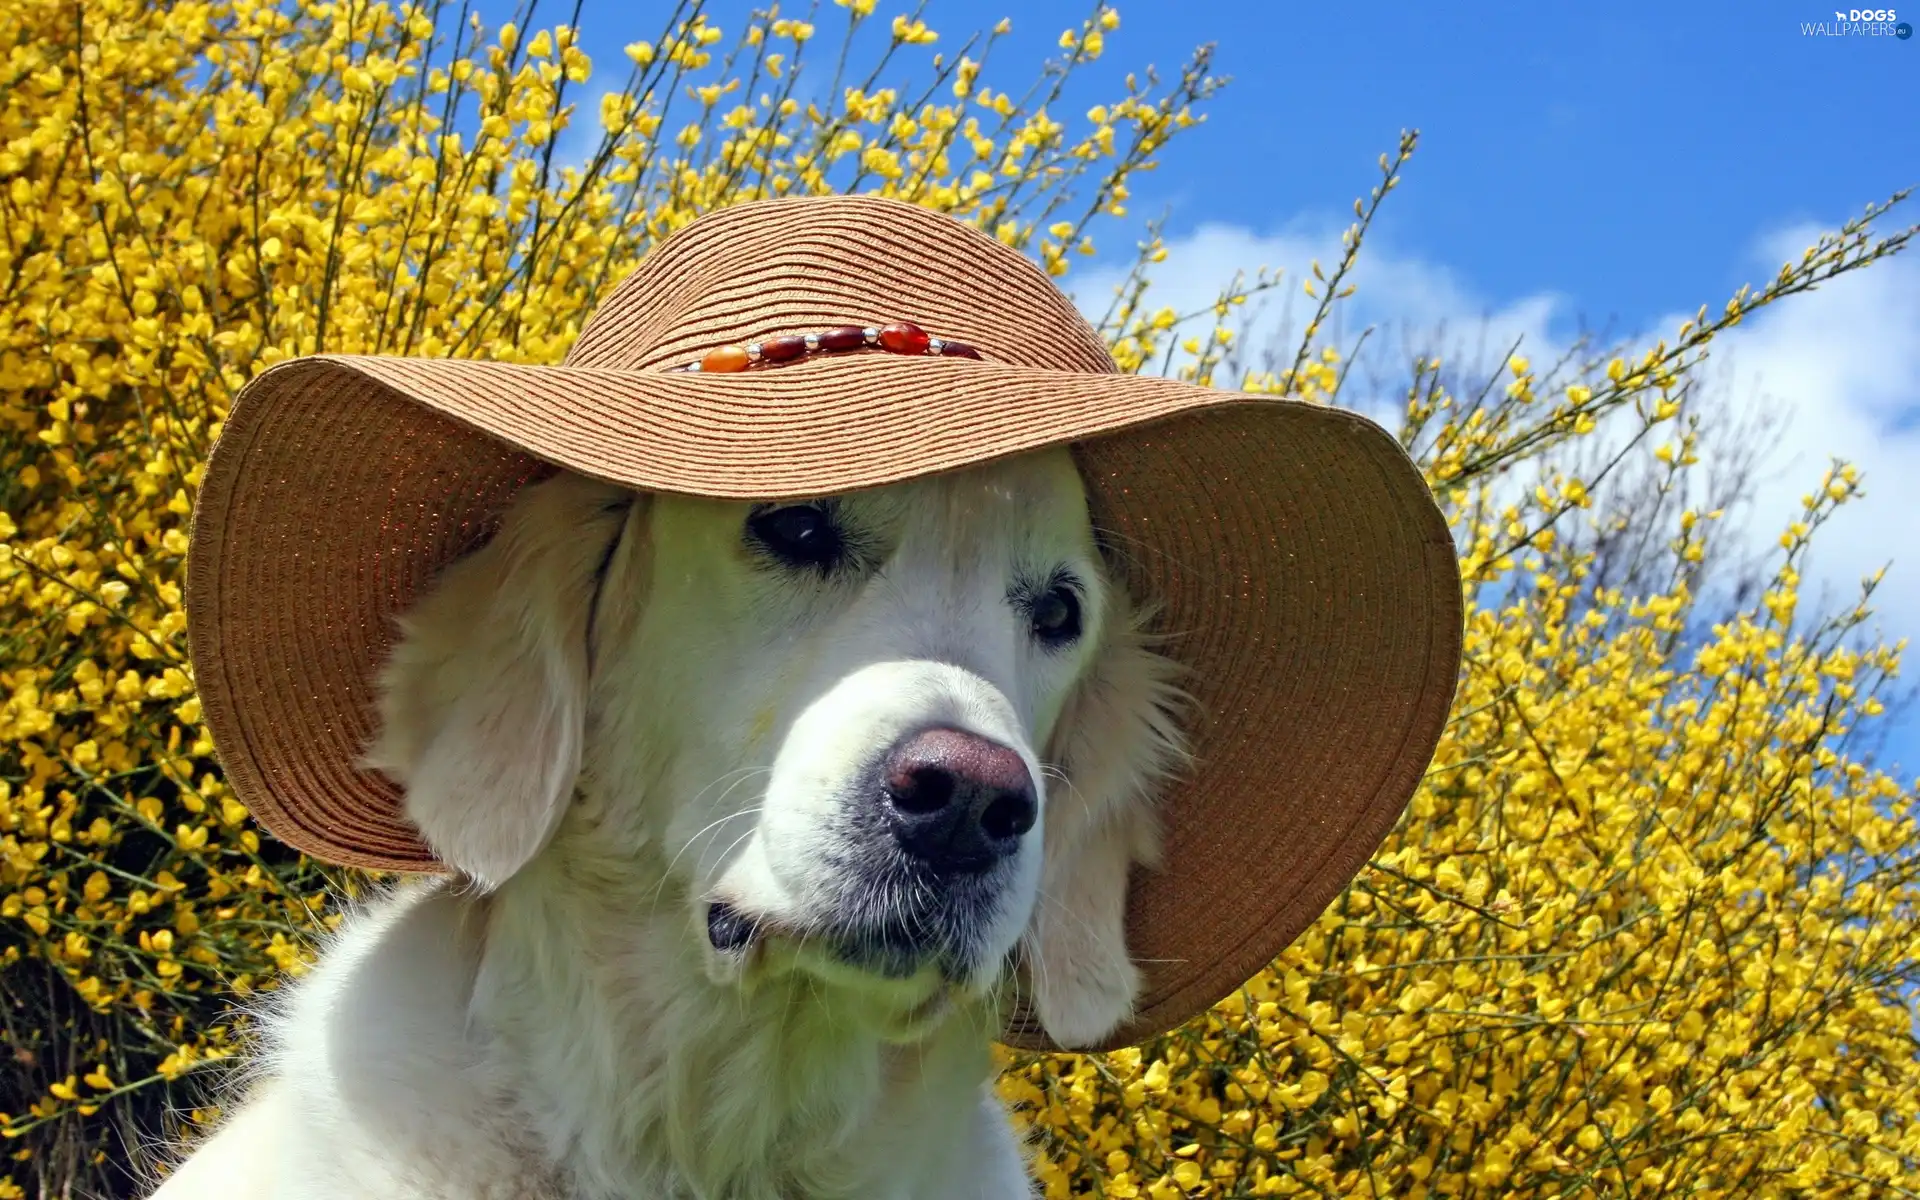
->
[890,15,937,44]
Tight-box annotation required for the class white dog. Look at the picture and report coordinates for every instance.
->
[153,448,1188,1199]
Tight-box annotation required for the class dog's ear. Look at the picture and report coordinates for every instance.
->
[1025,602,1189,1049]
[363,473,638,890]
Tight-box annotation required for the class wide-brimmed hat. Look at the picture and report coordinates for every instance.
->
[186,193,1461,1051]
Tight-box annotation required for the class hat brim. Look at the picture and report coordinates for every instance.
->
[187,349,1461,1051]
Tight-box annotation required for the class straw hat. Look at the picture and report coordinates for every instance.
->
[186,193,1462,1050]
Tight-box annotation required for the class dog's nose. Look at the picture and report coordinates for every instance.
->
[880,728,1037,873]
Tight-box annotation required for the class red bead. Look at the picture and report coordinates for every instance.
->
[879,322,930,354]
[819,326,867,352]
[760,334,807,362]
[939,340,980,360]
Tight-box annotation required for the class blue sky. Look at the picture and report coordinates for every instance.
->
[540,0,1917,770]
[558,0,1914,319]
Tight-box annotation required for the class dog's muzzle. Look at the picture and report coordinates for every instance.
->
[704,727,1039,980]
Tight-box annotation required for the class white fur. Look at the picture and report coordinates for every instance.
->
[152,452,1188,1199]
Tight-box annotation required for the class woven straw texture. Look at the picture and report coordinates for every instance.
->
[186,194,1463,1049]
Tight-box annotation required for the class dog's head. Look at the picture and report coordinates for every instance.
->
[364,452,1187,1048]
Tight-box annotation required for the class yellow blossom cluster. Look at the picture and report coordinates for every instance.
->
[1002,457,1920,1196]
[2,0,1916,1195]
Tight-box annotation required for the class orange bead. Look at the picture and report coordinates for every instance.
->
[701,344,750,373]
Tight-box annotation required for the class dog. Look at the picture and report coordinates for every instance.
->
[152,447,1189,1199]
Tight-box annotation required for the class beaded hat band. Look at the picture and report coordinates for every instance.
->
[679,321,981,373]
[186,193,1462,1053]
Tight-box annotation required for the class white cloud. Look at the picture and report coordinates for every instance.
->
[1072,217,1920,766]
[1692,226,1920,610]
[1064,218,1570,419]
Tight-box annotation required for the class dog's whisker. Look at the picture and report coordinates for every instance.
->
[636,767,773,920]
[698,825,763,896]
[643,820,755,926]
[686,812,766,895]
[677,785,768,873]
[685,763,773,805]
[671,799,767,871]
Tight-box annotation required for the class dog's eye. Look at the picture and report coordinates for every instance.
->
[746,503,845,572]
[1029,583,1082,647]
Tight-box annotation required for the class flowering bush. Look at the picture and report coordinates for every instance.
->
[1,0,1915,1196]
